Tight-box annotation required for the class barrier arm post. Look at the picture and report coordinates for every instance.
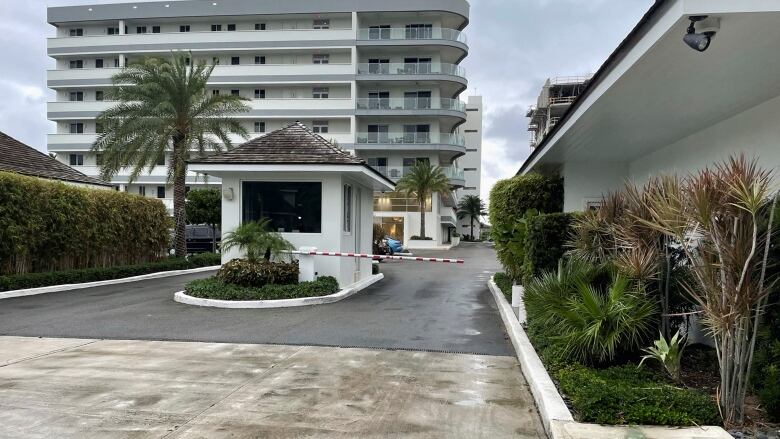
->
[298,247,317,282]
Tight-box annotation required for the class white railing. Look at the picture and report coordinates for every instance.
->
[355,98,466,112]
[357,27,467,44]
[357,62,466,78]
[355,132,465,146]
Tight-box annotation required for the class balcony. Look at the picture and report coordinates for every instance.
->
[48,28,356,56]
[357,62,465,78]
[372,165,463,186]
[357,27,467,44]
[356,97,465,112]
[356,132,464,146]
[441,166,466,187]
[49,132,356,150]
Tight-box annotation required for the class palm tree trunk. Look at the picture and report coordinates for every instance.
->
[470,216,474,240]
[173,137,187,258]
[420,199,426,239]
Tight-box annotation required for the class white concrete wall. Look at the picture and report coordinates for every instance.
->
[562,161,628,212]
[217,171,373,287]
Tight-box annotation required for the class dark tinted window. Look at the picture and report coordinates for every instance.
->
[242,182,322,233]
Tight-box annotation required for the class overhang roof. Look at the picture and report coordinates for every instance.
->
[189,122,395,190]
[518,0,780,174]
[0,131,111,187]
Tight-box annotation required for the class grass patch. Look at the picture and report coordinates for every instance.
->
[185,276,340,301]
[0,253,221,292]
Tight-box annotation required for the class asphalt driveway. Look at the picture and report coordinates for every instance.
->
[0,243,511,356]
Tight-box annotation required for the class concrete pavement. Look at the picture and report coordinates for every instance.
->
[0,243,509,355]
[0,336,546,439]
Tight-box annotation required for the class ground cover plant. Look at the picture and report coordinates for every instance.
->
[185,276,339,301]
[0,171,170,275]
[0,253,220,291]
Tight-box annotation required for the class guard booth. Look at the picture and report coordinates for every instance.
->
[189,122,395,287]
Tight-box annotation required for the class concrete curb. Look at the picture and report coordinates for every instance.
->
[0,266,221,300]
[174,273,384,309]
[487,275,573,437]
[487,275,733,439]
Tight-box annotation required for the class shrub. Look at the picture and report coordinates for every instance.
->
[494,272,513,302]
[216,259,299,287]
[522,212,576,283]
[188,253,221,267]
[488,173,563,230]
[0,171,170,275]
[185,276,339,301]
[221,219,294,262]
[556,364,720,426]
[0,257,210,291]
[372,263,380,275]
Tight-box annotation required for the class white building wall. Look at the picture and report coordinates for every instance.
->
[562,161,628,212]
[457,95,483,238]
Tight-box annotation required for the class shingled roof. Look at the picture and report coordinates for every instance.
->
[191,122,366,165]
[0,131,110,187]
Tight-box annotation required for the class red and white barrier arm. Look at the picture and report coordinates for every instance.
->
[287,250,464,264]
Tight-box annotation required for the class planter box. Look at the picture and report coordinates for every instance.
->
[451,236,461,246]
[405,239,446,250]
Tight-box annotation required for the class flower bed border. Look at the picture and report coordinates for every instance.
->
[174,273,383,309]
[487,274,732,439]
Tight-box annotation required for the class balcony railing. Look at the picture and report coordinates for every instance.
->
[441,167,465,181]
[356,98,466,112]
[356,132,465,146]
[357,62,466,78]
[357,27,467,44]
[548,96,578,105]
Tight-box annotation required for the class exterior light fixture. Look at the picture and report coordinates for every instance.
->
[684,15,717,52]
[222,187,234,200]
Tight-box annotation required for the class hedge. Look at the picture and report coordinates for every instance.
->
[216,259,299,287]
[522,213,576,283]
[0,253,220,292]
[0,171,170,275]
[185,276,340,301]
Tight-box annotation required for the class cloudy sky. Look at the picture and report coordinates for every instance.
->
[0,0,652,201]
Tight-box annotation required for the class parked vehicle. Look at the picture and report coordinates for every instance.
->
[186,224,221,254]
[385,237,404,254]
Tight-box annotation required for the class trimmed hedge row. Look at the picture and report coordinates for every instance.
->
[216,259,299,287]
[0,171,170,275]
[522,213,576,283]
[185,276,340,301]
[0,253,220,292]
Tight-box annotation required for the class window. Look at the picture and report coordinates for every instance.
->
[96,154,103,166]
[157,186,166,199]
[254,89,266,99]
[69,123,84,134]
[464,129,478,133]
[312,87,329,99]
[255,23,266,31]
[405,24,433,39]
[156,154,165,166]
[313,19,330,30]
[368,25,391,40]
[95,90,104,101]
[114,58,120,67]
[152,26,161,33]
[367,157,388,172]
[185,57,191,66]
[254,55,266,65]
[367,58,390,74]
[403,124,431,143]
[227,24,236,31]
[231,89,240,96]
[366,124,389,143]
[69,28,84,37]
[69,91,84,102]
[69,60,84,69]
[136,26,147,34]
[211,24,222,32]
[138,186,146,196]
[179,25,190,32]
[312,120,328,134]
[464,186,477,190]
[69,154,84,166]
[465,148,478,152]
[242,181,322,233]
[95,58,104,68]
[373,192,432,212]
[212,90,220,96]
[466,108,479,112]
[231,56,240,65]
[312,54,329,65]
[254,122,265,133]
[107,27,119,35]
[343,184,352,233]
[212,57,220,65]
[404,91,432,109]
[464,168,477,171]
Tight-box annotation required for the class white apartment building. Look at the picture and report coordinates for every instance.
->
[46,0,473,246]
[454,95,482,239]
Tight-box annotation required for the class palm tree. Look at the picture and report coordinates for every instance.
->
[457,194,486,240]
[396,162,451,239]
[93,52,250,257]
[221,219,294,263]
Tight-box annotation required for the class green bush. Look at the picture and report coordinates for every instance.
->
[0,257,216,291]
[0,171,170,275]
[185,276,339,301]
[372,263,380,275]
[188,253,221,267]
[216,259,299,287]
[556,364,720,426]
[522,213,576,283]
[494,272,513,302]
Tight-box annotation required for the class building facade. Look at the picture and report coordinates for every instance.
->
[526,76,590,150]
[46,0,473,245]
[455,95,483,239]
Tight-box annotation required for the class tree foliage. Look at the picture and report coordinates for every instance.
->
[456,194,486,240]
[186,188,221,252]
[221,219,294,263]
[395,162,451,239]
[93,52,250,258]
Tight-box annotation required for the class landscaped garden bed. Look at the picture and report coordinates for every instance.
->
[185,276,339,301]
[0,253,220,292]
[489,157,780,434]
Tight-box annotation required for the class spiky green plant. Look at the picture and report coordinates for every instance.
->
[457,194,487,240]
[221,219,294,263]
[639,330,687,383]
[395,162,450,239]
[93,52,250,257]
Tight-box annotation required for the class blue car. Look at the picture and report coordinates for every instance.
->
[385,237,404,254]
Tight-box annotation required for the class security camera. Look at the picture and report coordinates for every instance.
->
[684,15,719,52]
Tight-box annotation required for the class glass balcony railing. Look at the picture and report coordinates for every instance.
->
[357,62,466,78]
[373,166,464,182]
[441,166,465,181]
[356,132,465,146]
[355,97,466,112]
[357,27,467,44]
